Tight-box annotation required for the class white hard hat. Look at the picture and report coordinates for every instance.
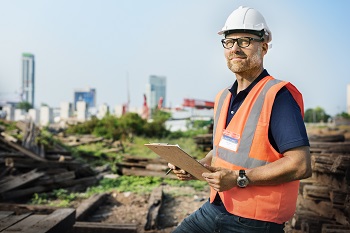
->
[218,6,272,43]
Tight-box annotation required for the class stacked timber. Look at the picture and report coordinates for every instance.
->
[0,121,101,201]
[117,155,177,179]
[0,203,76,233]
[287,139,350,233]
[193,134,212,152]
[193,123,213,152]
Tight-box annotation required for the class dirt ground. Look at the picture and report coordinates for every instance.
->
[86,184,210,233]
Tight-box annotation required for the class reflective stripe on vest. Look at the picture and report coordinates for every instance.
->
[213,79,281,168]
[213,88,230,139]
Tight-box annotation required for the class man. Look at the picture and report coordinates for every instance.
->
[169,6,312,233]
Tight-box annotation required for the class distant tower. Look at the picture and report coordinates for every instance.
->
[142,94,149,119]
[73,88,96,110]
[22,53,35,107]
[347,84,350,114]
[145,75,166,110]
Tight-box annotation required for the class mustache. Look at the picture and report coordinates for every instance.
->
[229,55,247,59]
[228,51,247,59]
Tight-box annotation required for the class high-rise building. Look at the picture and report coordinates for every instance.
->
[73,88,96,110]
[347,84,350,115]
[60,102,73,119]
[22,53,35,107]
[145,75,166,110]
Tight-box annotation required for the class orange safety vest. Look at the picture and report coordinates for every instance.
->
[210,76,304,224]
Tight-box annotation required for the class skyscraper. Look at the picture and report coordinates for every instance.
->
[145,75,166,110]
[22,53,35,107]
[347,84,350,115]
[73,88,96,110]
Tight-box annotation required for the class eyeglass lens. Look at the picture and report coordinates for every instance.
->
[222,38,251,49]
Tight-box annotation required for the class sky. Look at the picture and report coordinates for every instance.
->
[0,0,349,116]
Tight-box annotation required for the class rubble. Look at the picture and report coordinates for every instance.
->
[286,138,350,232]
[0,120,100,201]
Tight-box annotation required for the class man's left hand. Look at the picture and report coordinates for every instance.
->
[202,165,238,192]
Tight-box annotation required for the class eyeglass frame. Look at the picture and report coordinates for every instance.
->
[221,37,264,49]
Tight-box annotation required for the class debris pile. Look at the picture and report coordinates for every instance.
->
[0,120,101,201]
[287,137,350,233]
[193,134,212,152]
[0,203,76,233]
[116,155,177,179]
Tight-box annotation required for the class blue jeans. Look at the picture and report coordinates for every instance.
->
[172,201,285,233]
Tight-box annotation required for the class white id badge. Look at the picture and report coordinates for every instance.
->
[218,130,240,152]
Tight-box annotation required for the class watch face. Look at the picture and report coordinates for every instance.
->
[237,170,249,187]
[238,179,247,187]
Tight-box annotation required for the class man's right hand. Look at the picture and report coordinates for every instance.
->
[167,163,196,181]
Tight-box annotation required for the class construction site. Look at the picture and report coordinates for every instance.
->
[1,1,350,232]
[0,110,349,233]
[1,64,350,232]
[0,97,215,233]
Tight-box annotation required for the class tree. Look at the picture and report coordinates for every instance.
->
[66,116,98,135]
[93,115,121,140]
[17,101,32,112]
[118,112,146,139]
[65,110,172,140]
[143,109,171,138]
[336,112,350,119]
[152,109,171,123]
[304,107,330,123]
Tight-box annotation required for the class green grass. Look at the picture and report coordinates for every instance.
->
[124,137,160,158]
[0,119,16,128]
[29,134,209,207]
[76,142,121,159]
[126,136,207,160]
[30,176,207,207]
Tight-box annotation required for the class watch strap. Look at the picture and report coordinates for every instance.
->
[239,169,245,178]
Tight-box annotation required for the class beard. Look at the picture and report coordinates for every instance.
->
[226,46,263,74]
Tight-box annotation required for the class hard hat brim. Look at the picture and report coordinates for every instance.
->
[220,29,265,38]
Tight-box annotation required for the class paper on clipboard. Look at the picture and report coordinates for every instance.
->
[144,143,210,181]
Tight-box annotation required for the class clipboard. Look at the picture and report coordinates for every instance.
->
[144,143,210,181]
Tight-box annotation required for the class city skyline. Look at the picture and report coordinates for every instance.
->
[0,1,350,116]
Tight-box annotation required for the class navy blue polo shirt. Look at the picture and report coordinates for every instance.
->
[212,69,309,211]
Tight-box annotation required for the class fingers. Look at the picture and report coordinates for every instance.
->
[173,169,192,179]
[167,163,193,180]
[203,164,220,172]
[211,186,221,192]
[202,170,219,179]
[177,174,193,180]
[204,177,221,191]
[205,179,224,192]
[167,163,176,170]
[202,169,236,192]
[168,164,184,174]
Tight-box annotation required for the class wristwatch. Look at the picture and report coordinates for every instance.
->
[237,170,249,188]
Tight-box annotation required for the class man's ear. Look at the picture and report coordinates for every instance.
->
[262,42,268,55]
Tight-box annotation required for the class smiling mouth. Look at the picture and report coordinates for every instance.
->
[230,57,246,62]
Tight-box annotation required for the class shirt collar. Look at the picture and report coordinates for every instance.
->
[229,69,270,96]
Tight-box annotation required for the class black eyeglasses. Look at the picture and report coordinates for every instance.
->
[221,37,264,49]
